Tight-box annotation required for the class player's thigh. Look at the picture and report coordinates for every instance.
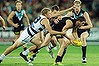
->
[39,33,52,48]
[31,37,41,46]
[60,38,68,48]
[12,38,24,48]
[58,38,64,47]
[63,37,70,46]
[65,19,73,29]
[80,31,89,41]
[50,36,57,46]
[64,34,75,46]
[44,33,52,43]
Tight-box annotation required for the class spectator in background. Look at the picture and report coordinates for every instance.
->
[0,0,98,27]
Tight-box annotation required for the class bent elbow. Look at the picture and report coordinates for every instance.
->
[90,24,93,28]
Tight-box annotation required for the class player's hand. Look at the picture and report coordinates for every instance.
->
[14,23,19,28]
[54,19,59,24]
[79,26,85,29]
[61,31,66,35]
[61,32,66,35]
[2,26,6,31]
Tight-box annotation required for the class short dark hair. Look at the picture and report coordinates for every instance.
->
[51,5,60,11]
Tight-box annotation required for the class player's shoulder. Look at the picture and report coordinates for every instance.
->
[9,11,15,15]
[41,17,49,25]
[21,9,26,13]
[42,18,49,22]
[66,11,73,17]
[83,11,89,16]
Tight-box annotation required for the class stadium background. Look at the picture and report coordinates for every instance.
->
[0,0,99,43]
[0,0,99,66]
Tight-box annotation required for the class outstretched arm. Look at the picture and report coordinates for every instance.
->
[79,12,93,29]
[52,7,73,17]
[41,18,65,35]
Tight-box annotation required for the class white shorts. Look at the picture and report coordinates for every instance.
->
[18,28,35,44]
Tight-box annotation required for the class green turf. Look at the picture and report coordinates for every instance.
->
[0,44,99,66]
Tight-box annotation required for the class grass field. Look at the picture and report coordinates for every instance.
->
[0,43,99,66]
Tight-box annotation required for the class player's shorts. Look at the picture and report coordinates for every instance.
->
[18,27,35,44]
[77,29,90,38]
[13,25,24,35]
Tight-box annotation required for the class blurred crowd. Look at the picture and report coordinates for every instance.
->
[0,0,99,27]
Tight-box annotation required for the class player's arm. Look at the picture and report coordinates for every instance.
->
[72,28,79,39]
[7,11,19,28]
[52,7,73,17]
[58,7,73,14]
[66,11,73,17]
[62,21,73,40]
[37,31,44,43]
[41,18,65,35]
[0,16,6,30]
[23,11,30,26]
[79,12,93,29]
[60,12,73,30]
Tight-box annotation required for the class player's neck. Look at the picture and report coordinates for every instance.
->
[17,9,21,12]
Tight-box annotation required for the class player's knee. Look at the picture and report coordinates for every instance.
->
[82,40,87,46]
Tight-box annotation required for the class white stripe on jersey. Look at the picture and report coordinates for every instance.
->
[30,15,46,34]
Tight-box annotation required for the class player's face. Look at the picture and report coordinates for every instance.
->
[46,11,52,18]
[73,3,81,12]
[16,3,22,11]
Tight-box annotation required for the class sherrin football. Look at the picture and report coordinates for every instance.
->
[73,40,82,47]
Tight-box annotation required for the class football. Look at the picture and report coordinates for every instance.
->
[73,40,82,47]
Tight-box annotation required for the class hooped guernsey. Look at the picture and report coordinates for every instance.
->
[19,15,46,43]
